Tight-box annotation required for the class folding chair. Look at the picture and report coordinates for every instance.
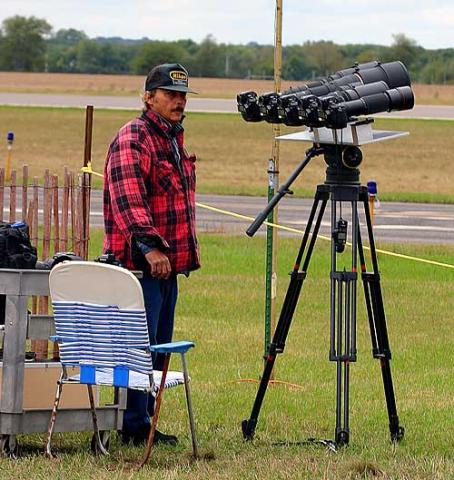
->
[45,261,198,465]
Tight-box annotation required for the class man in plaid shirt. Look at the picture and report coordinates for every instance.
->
[103,63,200,446]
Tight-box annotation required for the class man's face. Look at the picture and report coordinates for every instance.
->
[147,89,187,123]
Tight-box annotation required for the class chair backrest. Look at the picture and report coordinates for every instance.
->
[49,261,153,385]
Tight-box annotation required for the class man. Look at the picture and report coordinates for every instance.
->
[103,63,200,445]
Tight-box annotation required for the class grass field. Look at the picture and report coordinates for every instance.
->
[0,71,454,105]
[1,231,453,479]
[0,105,453,203]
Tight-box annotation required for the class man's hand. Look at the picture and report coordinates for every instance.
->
[145,249,172,279]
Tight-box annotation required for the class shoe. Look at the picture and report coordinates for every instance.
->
[153,429,178,446]
[120,429,178,446]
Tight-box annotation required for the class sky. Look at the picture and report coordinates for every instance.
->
[1,0,453,50]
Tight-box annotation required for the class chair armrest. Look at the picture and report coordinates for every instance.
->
[150,340,195,354]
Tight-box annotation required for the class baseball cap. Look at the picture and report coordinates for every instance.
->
[145,63,197,93]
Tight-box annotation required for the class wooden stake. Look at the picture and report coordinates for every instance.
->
[32,177,39,248]
[61,168,69,251]
[30,177,39,348]
[9,170,16,223]
[70,172,76,252]
[26,200,34,235]
[22,166,28,221]
[82,106,94,260]
[52,175,60,254]
[264,0,283,380]
[35,170,52,361]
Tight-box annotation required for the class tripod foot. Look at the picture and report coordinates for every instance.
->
[242,419,257,441]
[335,430,349,446]
[391,425,405,443]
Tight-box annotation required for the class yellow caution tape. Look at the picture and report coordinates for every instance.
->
[195,202,454,270]
[81,161,104,178]
[77,163,454,270]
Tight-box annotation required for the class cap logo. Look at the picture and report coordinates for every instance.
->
[170,70,188,86]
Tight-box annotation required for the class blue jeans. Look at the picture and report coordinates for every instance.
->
[122,274,178,438]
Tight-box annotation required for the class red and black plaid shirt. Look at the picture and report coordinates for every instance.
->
[103,108,200,274]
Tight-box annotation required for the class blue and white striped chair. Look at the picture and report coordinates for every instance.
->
[45,261,198,464]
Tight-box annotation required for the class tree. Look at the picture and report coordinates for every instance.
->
[283,45,311,80]
[130,41,188,75]
[192,35,224,77]
[53,28,87,46]
[224,45,257,78]
[303,40,344,77]
[420,55,454,84]
[0,15,52,71]
[46,28,88,72]
[386,33,419,68]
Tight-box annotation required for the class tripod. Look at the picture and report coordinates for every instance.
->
[242,138,405,447]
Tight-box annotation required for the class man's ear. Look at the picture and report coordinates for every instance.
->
[144,89,156,106]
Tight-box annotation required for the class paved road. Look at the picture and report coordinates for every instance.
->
[0,92,453,119]
[3,187,452,244]
[86,192,454,245]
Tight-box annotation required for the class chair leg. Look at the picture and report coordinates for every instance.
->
[45,372,64,458]
[181,352,199,459]
[139,353,171,469]
[87,384,109,456]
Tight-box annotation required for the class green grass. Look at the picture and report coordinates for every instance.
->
[2,231,453,479]
[1,106,454,203]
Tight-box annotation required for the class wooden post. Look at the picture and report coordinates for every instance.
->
[82,174,91,259]
[30,177,39,329]
[264,0,283,375]
[52,174,61,360]
[82,106,93,260]
[35,171,52,360]
[9,170,16,223]
[74,174,83,257]
[43,170,52,262]
[22,166,28,221]
[52,175,60,254]
[70,172,76,253]
[26,200,34,233]
[32,177,39,249]
[61,168,69,251]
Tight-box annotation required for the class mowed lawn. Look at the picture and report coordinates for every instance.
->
[1,232,453,479]
[0,105,453,203]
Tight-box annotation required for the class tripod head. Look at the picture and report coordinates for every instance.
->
[323,144,362,185]
[246,120,409,237]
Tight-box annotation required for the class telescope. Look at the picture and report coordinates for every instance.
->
[237,60,414,127]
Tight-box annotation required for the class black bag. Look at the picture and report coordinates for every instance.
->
[0,221,37,269]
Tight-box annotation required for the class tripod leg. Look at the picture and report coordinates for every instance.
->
[242,189,328,441]
[357,193,404,443]
[330,196,359,446]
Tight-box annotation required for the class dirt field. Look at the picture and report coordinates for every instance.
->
[0,71,453,104]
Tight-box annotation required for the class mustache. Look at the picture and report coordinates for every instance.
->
[172,107,185,113]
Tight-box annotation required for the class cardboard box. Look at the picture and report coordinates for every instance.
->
[0,362,98,410]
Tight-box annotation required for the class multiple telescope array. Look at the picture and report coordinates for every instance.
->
[237,61,415,129]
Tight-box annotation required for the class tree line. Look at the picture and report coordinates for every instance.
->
[0,15,453,84]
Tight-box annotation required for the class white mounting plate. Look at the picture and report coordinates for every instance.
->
[277,128,409,146]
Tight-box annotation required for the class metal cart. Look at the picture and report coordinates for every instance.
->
[0,269,125,456]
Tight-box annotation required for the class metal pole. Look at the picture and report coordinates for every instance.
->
[264,0,283,365]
